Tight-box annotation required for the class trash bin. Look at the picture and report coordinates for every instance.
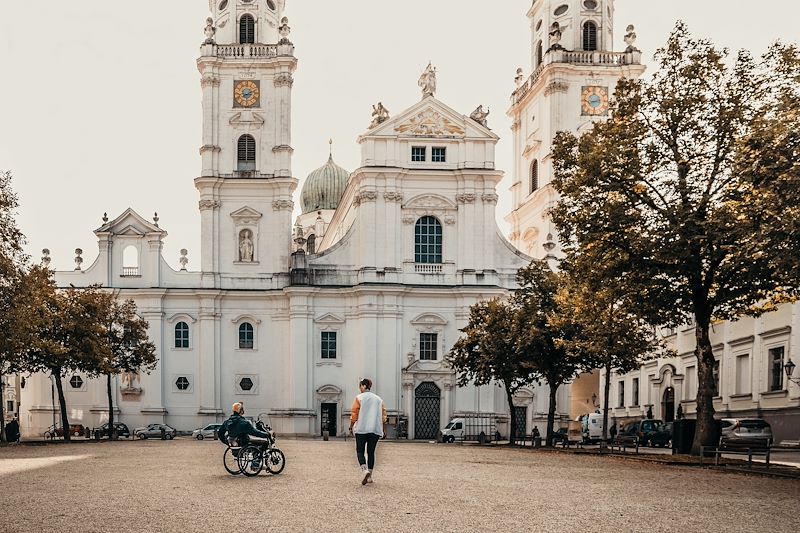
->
[323,430,330,441]
[672,419,695,455]
[534,436,542,448]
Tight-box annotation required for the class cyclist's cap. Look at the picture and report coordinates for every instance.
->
[232,402,244,414]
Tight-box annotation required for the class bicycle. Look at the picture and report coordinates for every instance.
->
[236,417,286,477]
[223,442,244,475]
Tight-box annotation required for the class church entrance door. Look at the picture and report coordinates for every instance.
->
[513,406,527,441]
[321,403,337,437]
[414,382,441,440]
[662,387,675,422]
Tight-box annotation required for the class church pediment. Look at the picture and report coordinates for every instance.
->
[404,194,456,211]
[94,208,167,237]
[362,97,497,141]
[410,313,448,326]
[229,111,265,127]
[230,206,263,224]
[314,313,345,324]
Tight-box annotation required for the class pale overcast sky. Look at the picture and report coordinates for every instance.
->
[1,1,798,271]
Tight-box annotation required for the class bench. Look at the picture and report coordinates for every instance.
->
[610,435,639,454]
[701,436,771,469]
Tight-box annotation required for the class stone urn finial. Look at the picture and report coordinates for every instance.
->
[624,24,639,52]
[515,68,524,87]
[102,212,108,224]
[74,248,83,271]
[179,249,188,271]
[153,212,160,227]
[41,248,51,268]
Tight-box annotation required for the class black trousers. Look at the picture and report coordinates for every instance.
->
[355,433,381,470]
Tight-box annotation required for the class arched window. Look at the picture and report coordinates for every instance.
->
[530,160,539,193]
[237,134,256,171]
[307,234,316,254]
[239,322,254,349]
[239,14,255,44]
[414,216,443,264]
[175,322,189,349]
[122,245,139,277]
[583,21,598,51]
[535,41,543,68]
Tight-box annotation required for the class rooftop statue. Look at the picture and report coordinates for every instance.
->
[203,17,216,45]
[470,105,490,128]
[370,102,390,128]
[418,62,437,99]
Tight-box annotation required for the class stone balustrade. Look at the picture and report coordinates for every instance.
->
[216,44,279,58]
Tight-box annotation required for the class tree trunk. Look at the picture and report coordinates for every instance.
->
[691,322,717,455]
[53,368,71,443]
[0,377,5,442]
[106,373,115,440]
[602,361,611,441]
[504,384,516,446]
[545,384,558,447]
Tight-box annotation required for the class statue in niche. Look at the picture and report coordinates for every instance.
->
[370,102,390,128]
[121,371,141,392]
[470,105,490,127]
[418,62,437,99]
[203,18,216,44]
[239,229,254,262]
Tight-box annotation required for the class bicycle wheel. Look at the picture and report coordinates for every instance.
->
[265,448,285,475]
[223,447,242,475]
[238,445,263,477]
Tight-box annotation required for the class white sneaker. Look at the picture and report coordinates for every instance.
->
[366,470,374,483]
[360,465,370,485]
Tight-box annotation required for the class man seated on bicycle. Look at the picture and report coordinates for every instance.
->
[217,402,269,447]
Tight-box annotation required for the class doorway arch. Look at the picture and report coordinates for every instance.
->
[414,382,441,440]
[662,387,675,422]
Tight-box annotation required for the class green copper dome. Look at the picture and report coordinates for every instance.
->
[300,155,350,214]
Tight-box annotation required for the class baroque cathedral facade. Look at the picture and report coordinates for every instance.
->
[13,0,656,438]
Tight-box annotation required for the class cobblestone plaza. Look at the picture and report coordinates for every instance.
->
[1,440,798,532]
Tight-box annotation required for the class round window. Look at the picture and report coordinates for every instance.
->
[554,4,569,16]
[218,0,228,10]
[583,0,598,10]
[535,19,542,31]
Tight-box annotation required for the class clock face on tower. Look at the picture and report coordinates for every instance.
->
[581,86,609,116]
[234,80,260,108]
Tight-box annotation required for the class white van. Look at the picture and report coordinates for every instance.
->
[441,415,497,443]
[580,412,604,443]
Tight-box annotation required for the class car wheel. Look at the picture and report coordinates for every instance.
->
[197,434,204,441]
[167,434,174,440]
[138,433,147,440]
[447,435,455,443]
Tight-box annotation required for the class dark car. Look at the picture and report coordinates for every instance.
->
[618,419,670,447]
[94,422,131,439]
[551,427,569,445]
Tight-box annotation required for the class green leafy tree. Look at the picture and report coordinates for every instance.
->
[101,297,157,438]
[0,170,29,441]
[27,280,111,442]
[551,24,800,453]
[513,262,590,447]
[448,298,536,445]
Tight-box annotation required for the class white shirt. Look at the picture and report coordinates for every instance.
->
[353,391,385,436]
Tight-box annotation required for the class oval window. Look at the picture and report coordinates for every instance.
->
[218,0,228,10]
[535,19,542,31]
[267,0,276,10]
[583,0,598,10]
[554,4,569,16]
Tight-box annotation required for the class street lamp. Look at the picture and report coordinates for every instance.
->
[784,359,800,385]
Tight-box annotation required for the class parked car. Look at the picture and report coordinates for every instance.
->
[133,423,176,440]
[93,422,130,439]
[192,423,222,441]
[618,419,670,447]
[44,424,86,439]
[720,418,773,445]
[551,427,569,445]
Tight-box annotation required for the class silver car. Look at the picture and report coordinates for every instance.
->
[192,423,222,441]
[720,418,773,445]
[133,423,176,440]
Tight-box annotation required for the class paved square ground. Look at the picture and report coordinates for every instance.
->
[1,439,798,532]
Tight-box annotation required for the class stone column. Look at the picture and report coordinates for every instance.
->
[140,309,165,416]
[197,196,220,288]
[197,294,221,417]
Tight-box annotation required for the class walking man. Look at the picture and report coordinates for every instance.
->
[349,378,387,485]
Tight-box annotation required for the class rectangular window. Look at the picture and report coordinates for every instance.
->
[632,378,639,406]
[735,354,750,395]
[419,333,438,361]
[618,381,625,407]
[411,146,426,162]
[712,359,720,396]
[686,366,696,400]
[769,346,785,392]
[6,400,13,413]
[321,331,337,359]
[431,147,446,162]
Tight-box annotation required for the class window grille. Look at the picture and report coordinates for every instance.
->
[583,21,598,51]
[239,322,254,349]
[175,322,189,349]
[431,147,446,162]
[530,160,539,193]
[240,14,255,44]
[419,333,438,361]
[414,216,443,264]
[321,331,337,359]
[411,147,426,162]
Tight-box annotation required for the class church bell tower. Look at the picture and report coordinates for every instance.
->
[195,0,297,286]
[506,0,645,258]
